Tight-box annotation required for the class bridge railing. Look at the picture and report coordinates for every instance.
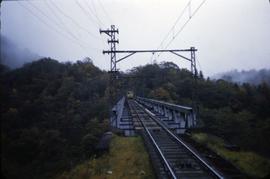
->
[136,97,197,133]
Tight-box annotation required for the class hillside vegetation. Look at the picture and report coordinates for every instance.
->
[192,133,270,178]
[1,59,270,178]
[1,58,109,179]
[57,135,155,179]
[123,62,270,157]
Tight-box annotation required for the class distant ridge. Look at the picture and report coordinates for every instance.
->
[0,34,40,69]
[213,69,270,85]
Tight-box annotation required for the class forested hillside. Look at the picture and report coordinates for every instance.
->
[122,62,270,156]
[1,59,270,178]
[1,58,109,179]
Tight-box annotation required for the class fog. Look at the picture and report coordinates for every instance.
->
[213,69,270,85]
[0,34,40,69]
[1,0,270,76]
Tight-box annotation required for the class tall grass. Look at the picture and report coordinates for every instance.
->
[56,135,155,179]
[192,133,270,178]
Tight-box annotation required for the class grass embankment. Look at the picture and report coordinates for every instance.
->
[56,135,155,179]
[191,133,270,178]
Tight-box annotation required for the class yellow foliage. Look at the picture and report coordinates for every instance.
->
[149,87,171,101]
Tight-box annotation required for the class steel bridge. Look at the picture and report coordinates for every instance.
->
[110,96,244,179]
[111,96,197,136]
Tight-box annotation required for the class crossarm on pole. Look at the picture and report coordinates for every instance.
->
[116,52,136,63]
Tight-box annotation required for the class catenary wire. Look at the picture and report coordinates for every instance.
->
[17,1,93,57]
[75,0,100,28]
[156,0,207,59]
[50,0,100,39]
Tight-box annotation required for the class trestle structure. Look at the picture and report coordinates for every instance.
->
[136,97,196,134]
[111,96,196,136]
[110,97,135,136]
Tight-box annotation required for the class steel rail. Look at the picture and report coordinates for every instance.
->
[129,101,177,179]
[135,101,224,179]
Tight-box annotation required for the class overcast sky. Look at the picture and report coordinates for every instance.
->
[1,0,270,76]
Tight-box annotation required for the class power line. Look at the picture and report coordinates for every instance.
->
[28,1,81,43]
[157,1,191,51]
[45,0,99,51]
[17,1,94,58]
[167,0,207,48]
[88,0,105,28]
[83,0,113,57]
[50,0,100,39]
[17,2,80,47]
[74,0,100,28]
[156,0,207,59]
[28,1,99,53]
[97,0,113,25]
[150,0,191,62]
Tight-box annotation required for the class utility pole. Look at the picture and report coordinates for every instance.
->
[190,47,198,126]
[100,25,119,103]
[100,25,199,127]
[100,25,119,73]
[100,25,119,128]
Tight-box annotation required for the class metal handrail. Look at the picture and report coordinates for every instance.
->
[137,97,193,111]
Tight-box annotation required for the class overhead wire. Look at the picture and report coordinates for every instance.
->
[74,0,107,53]
[156,1,191,52]
[172,0,207,41]
[150,0,191,62]
[84,0,114,63]
[89,0,105,28]
[16,1,89,55]
[154,0,207,61]
[45,0,100,52]
[74,0,100,28]
[97,0,113,25]
[29,1,88,50]
[29,1,101,55]
[50,0,100,39]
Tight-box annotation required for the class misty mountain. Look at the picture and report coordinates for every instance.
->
[213,69,270,85]
[0,34,40,69]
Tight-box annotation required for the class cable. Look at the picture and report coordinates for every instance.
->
[162,17,190,51]
[45,1,78,40]
[168,0,207,48]
[29,1,84,45]
[50,0,100,39]
[83,1,112,55]
[150,0,191,62]
[45,0,100,51]
[157,1,191,51]
[75,0,100,28]
[17,1,94,58]
[28,1,99,53]
[88,0,105,28]
[97,0,113,25]
[156,0,207,59]
[17,2,79,47]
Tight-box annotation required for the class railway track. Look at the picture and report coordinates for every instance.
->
[128,99,224,179]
